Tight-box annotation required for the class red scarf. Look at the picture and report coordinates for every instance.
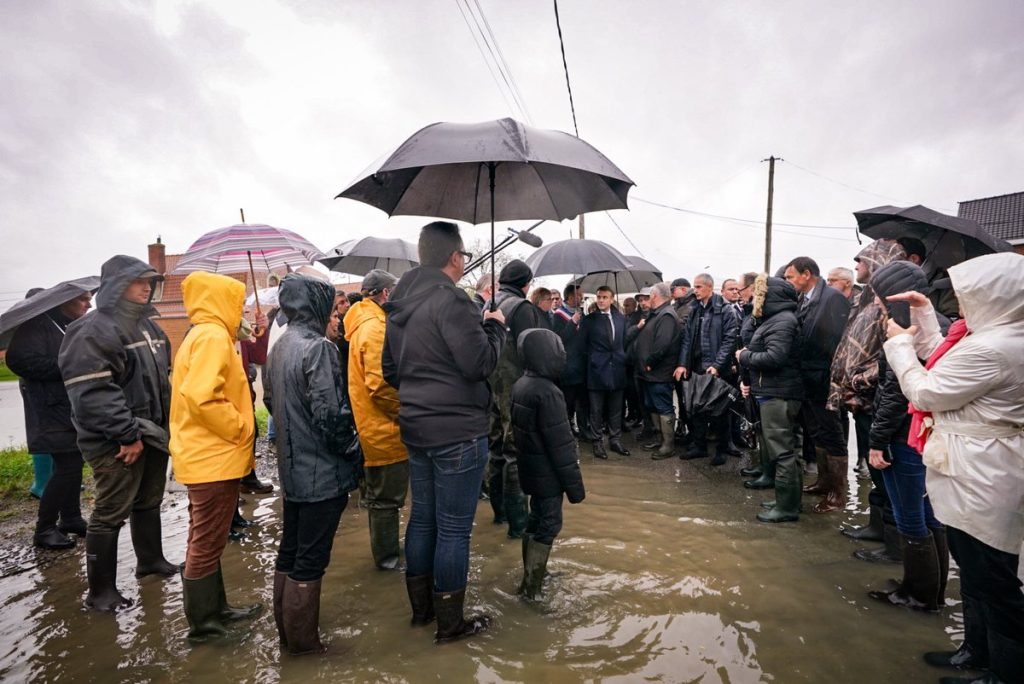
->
[907,319,970,452]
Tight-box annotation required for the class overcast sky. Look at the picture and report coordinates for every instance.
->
[2,0,1022,308]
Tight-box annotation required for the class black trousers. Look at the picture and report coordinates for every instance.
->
[798,400,847,456]
[36,451,84,532]
[561,382,589,435]
[947,526,1024,682]
[526,495,564,546]
[588,389,623,441]
[623,365,640,422]
[276,495,348,581]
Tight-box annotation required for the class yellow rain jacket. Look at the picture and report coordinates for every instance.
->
[344,299,406,467]
[170,271,255,484]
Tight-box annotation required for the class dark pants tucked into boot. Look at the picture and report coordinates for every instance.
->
[36,450,86,547]
[868,531,941,611]
[85,528,133,613]
[365,460,408,570]
[502,460,528,539]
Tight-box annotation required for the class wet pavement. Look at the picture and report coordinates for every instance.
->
[0,433,967,683]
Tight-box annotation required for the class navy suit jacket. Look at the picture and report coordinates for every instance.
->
[579,309,627,391]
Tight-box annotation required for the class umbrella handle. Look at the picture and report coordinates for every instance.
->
[488,162,497,312]
[246,250,266,338]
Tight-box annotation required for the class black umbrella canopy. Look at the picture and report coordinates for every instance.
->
[683,373,739,418]
[319,236,419,277]
[0,276,100,349]
[854,205,1013,269]
[524,238,635,278]
[337,118,634,224]
[574,254,663,294]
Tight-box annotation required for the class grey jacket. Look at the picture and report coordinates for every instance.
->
[264,274,361,502]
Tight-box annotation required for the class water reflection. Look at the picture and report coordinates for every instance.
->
[0,446,967,683]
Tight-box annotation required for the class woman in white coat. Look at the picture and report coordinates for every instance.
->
[884,251,1024,684]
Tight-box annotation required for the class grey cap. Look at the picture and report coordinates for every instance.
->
[361,269,398,294]
[637,287,652,297]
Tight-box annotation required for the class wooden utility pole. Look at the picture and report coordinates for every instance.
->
[578,214,585,239]
[762,156,781,272]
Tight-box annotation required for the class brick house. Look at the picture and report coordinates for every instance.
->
[958,190,1024,256]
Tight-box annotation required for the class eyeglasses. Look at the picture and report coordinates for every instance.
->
[458,250,473,261]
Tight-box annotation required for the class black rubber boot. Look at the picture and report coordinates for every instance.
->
[368,508,401,570]
[34,526,76,550]
[680,442,707,460]
[406,574,436,626]
[182,570,228,642]
[487,456,506,524]
[744,445,775,489]
[926,593,990,671]
[985,628,1024,684]
[433,589,490,644]
[84,529,133,613]
[273,571,288,645]
[867,532,940,611]
[757,455,800,523]
[214,565,261,622]
[57,517,89,537]
[232,507,254,529]
[239,469,273,494]
[282,577,325,655]
[518,537,552,600]
[502,461,528,539]
[130,508,179,578]
[842,502,885,541]
[709,446,727,466]
[853,523,903,564]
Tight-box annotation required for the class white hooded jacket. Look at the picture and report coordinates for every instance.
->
[883,251,1024,554]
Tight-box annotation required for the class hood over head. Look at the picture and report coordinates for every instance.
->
[95,255,164,311]
[518,328,566,380]
[752,274,797,319]
[870,260,930,327]
[854,239,906,280]
[949,252,1024,333]
[182,271,245,334]
[383,266,453,328]
[278,273,335,333]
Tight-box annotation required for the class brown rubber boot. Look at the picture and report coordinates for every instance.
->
[282,577,326,655]
[812,455,848,513]
[273,571,288,646]
[802,448,830,495]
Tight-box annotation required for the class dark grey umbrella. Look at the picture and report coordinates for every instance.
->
[683,373,739,418]
[319,236,419,277]
[337,118,634,307]
[524,238,635,278]
[854,205,1013,269]
[0,276,100,349]
[574,254,662,294]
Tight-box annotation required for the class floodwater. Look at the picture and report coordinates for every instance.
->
[0,382,26,447]
[0,435,966,683]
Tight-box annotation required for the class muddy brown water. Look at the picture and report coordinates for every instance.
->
[0,436,964,683]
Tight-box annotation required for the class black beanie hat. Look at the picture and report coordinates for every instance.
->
[499,259,533,288]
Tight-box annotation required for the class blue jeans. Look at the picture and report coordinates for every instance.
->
[881,442,939,537]
[267,415,276,440]
[642,381,675,415]
[405,436,489,593]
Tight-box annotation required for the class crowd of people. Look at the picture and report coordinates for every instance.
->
[6,221,1022,682]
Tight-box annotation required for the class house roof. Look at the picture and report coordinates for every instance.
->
[957,191,1024,242]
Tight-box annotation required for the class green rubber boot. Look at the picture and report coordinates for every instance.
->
[757,454,801,523]
[518,537,552,600]
[29,454,53,499]
[182,570,228,642]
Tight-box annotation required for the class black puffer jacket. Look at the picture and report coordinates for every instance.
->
[868,261,950,450]
[6,307,79,453]
[510,328,585,502]
[264,274,361,502]
[58,256,172,459]
[738,277,802,400]
[382,266,506,449]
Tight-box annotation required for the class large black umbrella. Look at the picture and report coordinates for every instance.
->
[524,238,634,278]
[854,205,1013,269]
[337,118,634,307]
[574,254,662,294]
[0,276,100,349]
[319,236,419,277]
[683,373,739,418]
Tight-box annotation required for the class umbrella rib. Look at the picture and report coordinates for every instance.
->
[473,163,483,224]
[530,163,565,220]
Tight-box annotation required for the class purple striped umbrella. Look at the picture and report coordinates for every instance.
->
[172,223,325,275]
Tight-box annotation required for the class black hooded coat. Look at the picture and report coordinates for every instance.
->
[381,266,506,449]
[264,274,361,502]
[510,329,585,503]
[738,277,802,400]
[58,255,172,459]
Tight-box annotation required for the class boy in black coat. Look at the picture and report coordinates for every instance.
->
[510,328,586,599]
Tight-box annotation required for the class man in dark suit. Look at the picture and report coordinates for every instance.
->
[578,286,630,459]
[783,256,851,513]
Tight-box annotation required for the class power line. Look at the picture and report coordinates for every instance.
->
[552,0,579,136]
[453,0,519,117]
[471,0,533,124]
[632,197,854,230]
[784,160,958,214]
[604,212,647,258]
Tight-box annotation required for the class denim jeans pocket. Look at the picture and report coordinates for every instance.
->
[431,437,488,475]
